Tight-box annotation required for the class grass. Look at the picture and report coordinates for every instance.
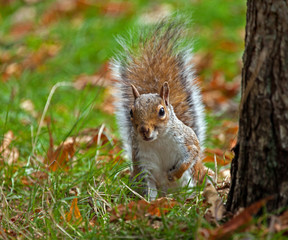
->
[1,0,283,239]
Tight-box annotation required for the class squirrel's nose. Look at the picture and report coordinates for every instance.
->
[140,126,150,136]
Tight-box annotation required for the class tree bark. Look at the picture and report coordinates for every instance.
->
[226,0,288,213]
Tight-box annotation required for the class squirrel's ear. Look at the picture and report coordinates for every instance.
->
[131,84,140,99]
[160,82,170,106]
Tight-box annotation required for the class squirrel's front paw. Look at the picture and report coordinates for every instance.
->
[168,168,177,182]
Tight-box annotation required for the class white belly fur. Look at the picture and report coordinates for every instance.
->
[136,134,196,193]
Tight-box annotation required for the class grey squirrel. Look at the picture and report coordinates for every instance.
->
[111,20,208,200]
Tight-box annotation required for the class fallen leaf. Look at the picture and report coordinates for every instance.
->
[148,197,178,217]
[2,63,22,81]
[10,22,34,38]
[21,171,48,186]
[22,43,61,70]
[46,125,75,172]
[2,43,61,81]
[204,197,272,239]
[41,0,93,25]
[0,131,19,165]
[203,183,226,223]
[20,99,38,118]
[75,126,123,165]
[66,197,83,224]
[192,52,213,74]
[109,197,177,222]
[202,71,240,112]
[100,2,133,17]
[73,62,113,90]
[204,148,234,166]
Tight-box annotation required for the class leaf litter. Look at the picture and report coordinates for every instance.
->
[109,197,177,222]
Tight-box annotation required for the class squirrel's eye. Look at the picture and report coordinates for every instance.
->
[130,109,133,118]
[159,107,165,117]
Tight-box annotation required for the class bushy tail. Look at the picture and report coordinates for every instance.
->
[111,19,206,157]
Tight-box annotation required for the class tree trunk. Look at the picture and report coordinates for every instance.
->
[226,0,288,213]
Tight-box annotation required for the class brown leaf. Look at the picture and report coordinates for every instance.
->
[46,125,75,172]
[10,22,34,38]
[41,0,94,25]
[65,197,83,224]
[21,171,48,186]
[20,99,38,118]
[73,62,114,90]
[202,71,240,111]
[22,44,61,70]
[219,40,239,52]
[109,197,177,222]
[205,197,272,239]
[2,43,61,81]
[0,131,19,165]
[100,2,133,17]
[2,63,22,81]
[192,52,214,73]
[47,140,75,172]
[148,197,178,217]
[203,183,226,223]
[76,126,123,165]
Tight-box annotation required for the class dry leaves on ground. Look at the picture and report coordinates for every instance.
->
[201,197,272,239]
[45,124,123,172]
[109,197,177,222]
[46,124,75,172]
[203,183,226,223]
[202,71,240,113]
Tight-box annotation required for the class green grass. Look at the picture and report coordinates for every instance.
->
[1,0,283,239]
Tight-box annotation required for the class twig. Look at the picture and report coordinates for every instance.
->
[94,124,106,163]
[214,154,218,183]
[120,180,149,203]
[48,209,74,240]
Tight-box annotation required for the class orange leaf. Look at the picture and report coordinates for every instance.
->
[46,124,75,172]
[66,198,83,224]
[205,197,272,239]
[47,141,75,172]
[204,148,234,166]
[100,2,133,17]
[109,197,177,222]
[148,197,178,217]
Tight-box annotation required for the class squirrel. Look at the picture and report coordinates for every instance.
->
[111,20,209,201]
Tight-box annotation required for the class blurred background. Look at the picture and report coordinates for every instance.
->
[0,0,245,153]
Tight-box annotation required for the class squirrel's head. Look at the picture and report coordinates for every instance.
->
[130,82,170,142]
